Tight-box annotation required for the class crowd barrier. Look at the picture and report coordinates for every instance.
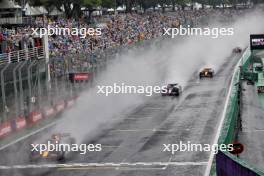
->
[212,48,264,176]
[0,47,44,65]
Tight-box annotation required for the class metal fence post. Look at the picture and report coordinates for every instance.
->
[27,61,36,114]
[37,62,42,109]
[1,64,10,122]
[45,62,51,106]
[18,62,27,116]
[13,62,23,118]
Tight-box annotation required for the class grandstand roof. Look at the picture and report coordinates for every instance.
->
[24,3,48,16]
[0,0,21,9]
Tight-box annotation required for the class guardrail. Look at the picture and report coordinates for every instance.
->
[211,47,264,176]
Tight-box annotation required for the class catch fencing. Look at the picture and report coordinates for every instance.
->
[0,36,162,139]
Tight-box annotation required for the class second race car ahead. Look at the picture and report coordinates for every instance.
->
[199,68,214,78]
[161,83,182,96]
[233,47,242,53]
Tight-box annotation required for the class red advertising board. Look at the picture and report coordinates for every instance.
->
[28,111,43,124]
[69,73,90,82]
[67,99,75,108]
[43,107,56,118]
[74,73,89,81]
[0,122,12,138]
[14,116,27,131]
[55,101,65,112]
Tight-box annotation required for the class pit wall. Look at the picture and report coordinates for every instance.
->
[212,48,264,176]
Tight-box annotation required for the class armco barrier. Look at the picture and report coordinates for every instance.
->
[213,48,264,176]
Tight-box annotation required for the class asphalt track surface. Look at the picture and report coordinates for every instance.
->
[239,81,264,171]
[0,53,241,176]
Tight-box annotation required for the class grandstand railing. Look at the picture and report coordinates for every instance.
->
[0,47,44,65]
[0,17,35,25]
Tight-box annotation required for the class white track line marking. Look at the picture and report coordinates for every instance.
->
[241,129,264,133]
[125,117,154,120]
[101,145,120,148]
[0,121,57,151]
[0,162,208,170]
[111,129,171,132]
[59,166,166,171]
[143,107,165,110]
[164,156,173,169]
[204,55,242,176]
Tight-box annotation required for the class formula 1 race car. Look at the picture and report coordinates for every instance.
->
[233,47,242,53]
[161,83,182,96]
[30,133,76,162]
[199,68,214,78]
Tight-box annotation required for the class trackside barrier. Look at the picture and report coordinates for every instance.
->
[28,111,43,125]
[42,107,56,118]
[241,48,258,81]
[12,116,27,131]
[66,98,76,108]
[212,47,264,176]
[55,101,65,113]
[0,122,12,138]
[0,96,79,141]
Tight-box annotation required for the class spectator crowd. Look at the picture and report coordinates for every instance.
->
[0,8,251,61]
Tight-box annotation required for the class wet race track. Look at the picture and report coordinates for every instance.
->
[0,53,241,176]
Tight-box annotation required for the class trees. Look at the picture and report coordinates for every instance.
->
[138,0,158,12]
[2,0,263,19]
[101,0,116,9]
[82,0,101,20]
[159,0,171,13]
